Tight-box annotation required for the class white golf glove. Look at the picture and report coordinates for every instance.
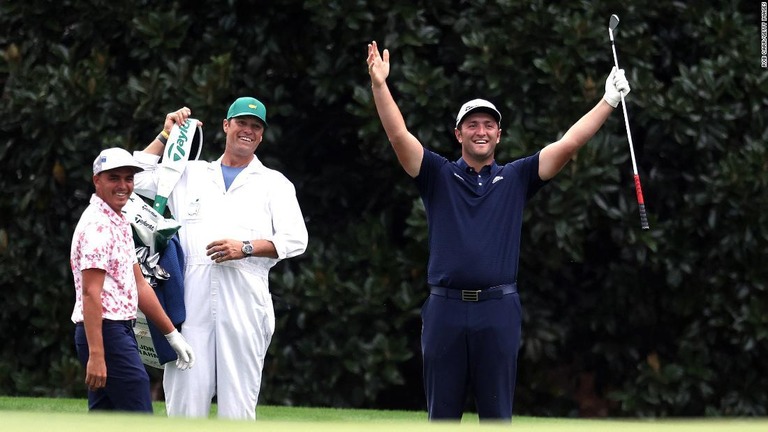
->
[603,66,631,108]
[165,329,195,370]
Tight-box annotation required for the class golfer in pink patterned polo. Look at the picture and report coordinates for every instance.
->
[70,147,195,412]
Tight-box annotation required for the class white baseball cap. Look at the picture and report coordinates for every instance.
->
[455,98,502,128]
[92,147,144,175]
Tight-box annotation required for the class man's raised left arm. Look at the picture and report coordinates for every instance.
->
[538,67,630,181]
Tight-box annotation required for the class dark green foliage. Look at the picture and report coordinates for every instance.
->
[1,0,765,417]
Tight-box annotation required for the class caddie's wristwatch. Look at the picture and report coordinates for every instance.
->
[241,240,253,256]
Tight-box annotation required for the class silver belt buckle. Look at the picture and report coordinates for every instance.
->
[461,290,481,302]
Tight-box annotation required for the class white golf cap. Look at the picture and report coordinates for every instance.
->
[455,98,502,127]
[92,147,144,175]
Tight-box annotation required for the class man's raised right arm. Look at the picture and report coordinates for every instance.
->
[142,107,194,156]
[367,41,423,178]
[133,107,195,196]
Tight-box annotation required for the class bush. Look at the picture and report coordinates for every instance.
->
[1,0,766,416]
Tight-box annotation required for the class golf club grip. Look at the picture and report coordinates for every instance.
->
[633,174,650,230]
[638,204,649,230]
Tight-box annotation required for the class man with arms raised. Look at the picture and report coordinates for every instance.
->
[366,40,630,421]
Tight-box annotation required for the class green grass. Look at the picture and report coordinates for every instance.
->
[0,396,428,421]
[1,396,767,432]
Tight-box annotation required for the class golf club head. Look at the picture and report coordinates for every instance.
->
[609,14,620,31]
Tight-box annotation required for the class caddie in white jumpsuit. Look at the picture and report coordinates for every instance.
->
[134,98,308,420]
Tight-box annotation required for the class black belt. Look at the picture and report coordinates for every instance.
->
[429,284,517,302]
[75,319,136,327]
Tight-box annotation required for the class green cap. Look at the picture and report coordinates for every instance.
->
[226,97,268,126]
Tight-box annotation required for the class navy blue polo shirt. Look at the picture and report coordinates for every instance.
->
[414,148,547,290]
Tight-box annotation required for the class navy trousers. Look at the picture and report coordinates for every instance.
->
[421,289,522,421]
[74,320,153,413]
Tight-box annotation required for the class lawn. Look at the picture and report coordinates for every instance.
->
[1,396,766,432]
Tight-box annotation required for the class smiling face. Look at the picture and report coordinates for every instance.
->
[93,166,136,213]
[222,116,266,165]
[455,112,501,168]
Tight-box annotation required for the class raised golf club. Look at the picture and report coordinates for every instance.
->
[609,14,650,230]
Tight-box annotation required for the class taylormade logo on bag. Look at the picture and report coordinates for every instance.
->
[166,119,192,162]
[134,215,156,231]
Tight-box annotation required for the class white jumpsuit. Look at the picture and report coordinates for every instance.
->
[134,152,308,419]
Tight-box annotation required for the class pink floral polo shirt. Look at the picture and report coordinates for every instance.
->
[70,194,138,323]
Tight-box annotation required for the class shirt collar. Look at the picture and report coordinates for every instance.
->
[90,194,127,226]
[456,157,498,175]
[213,154,266,173]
